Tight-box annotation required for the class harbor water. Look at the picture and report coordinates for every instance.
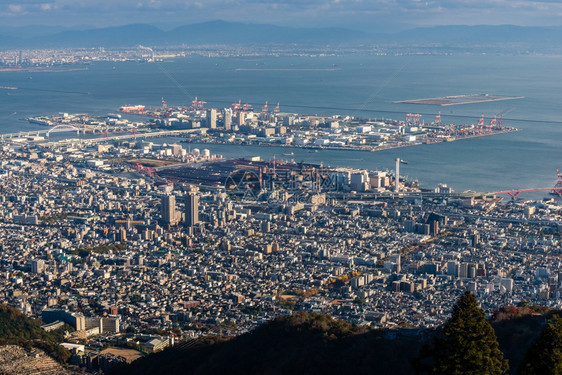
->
[0,54,561,197]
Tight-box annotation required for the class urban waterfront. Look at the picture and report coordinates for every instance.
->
[0,50,561,373]
[4,0,562,369]
[1,54,561,197]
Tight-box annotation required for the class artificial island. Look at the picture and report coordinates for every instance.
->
[15,96,517,152]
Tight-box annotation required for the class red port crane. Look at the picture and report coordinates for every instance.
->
[261,101,268,114]
[190,96,206,110]
[231,99,242,111]
[477,113,485,126]
[434,110,441,124]
[405,113,421,125]
[494,108,514,127]
[555,168,562,190]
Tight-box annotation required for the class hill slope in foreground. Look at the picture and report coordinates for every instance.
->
[0,304,74,374]
[0,345,69,375]
[111,309,555,375]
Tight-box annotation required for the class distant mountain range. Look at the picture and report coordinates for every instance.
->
[0,21,368,48]
[0,21,561,50]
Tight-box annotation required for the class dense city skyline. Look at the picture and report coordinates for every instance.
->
[0,0,561,372]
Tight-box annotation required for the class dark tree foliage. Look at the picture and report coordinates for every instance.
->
[0,304,71,363]
[425,291,508,375]
[0,304,52,341]
[519,315,562,375]
[114,307,561,375]
[111,312,427,375]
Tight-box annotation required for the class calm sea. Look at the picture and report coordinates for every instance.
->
[1,54,561,197]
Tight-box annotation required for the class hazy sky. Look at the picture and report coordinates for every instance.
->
[1,0,561,30]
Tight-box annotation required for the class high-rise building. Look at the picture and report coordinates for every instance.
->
[118,227,127,242]
[260,221,271,233]
[85,317,121,334]
[161,195,178,225]
[185,186,199,227]
[42,309,85,331]
[30,259,45,274]
[236,111,245,126]
[447,260,459,277]
[224,108,232,130]
[206,109,217,129]
[459,262,469,278]
[471,232,480,246]
[430,220,439,235]
[400,280,414,293]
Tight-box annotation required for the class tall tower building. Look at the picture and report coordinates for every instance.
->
[30,259,45,274]
[395,158,400,193]
[206,109,217,129]
[236,111,245,126]
[161,195,178,225]
[224,108,232,130]
[185,186,200,227]
[118,227,127,242]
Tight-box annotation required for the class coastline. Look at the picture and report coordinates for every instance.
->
[180,128,520,154]
[0,66,89,73]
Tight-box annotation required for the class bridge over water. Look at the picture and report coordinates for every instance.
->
[489,169,562,199]
[0,124,135,141]
[329,170,562,201]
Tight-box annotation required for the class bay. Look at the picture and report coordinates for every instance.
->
[0,54,561,197]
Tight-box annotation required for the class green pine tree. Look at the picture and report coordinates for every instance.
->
[519,314,562,375]
[431,290,508,375]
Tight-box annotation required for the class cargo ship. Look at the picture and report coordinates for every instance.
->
[28,118,53,126]
[119,105,145,113]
